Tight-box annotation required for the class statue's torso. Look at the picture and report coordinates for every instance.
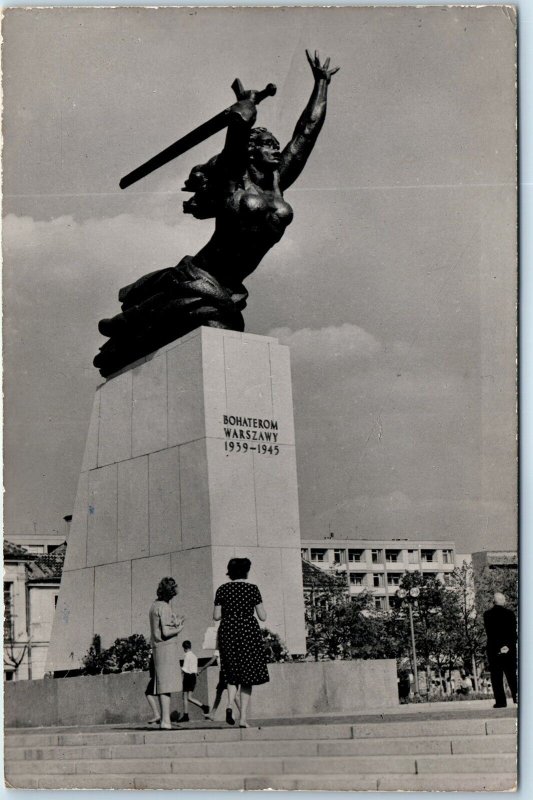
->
[235,187,294,233]
[197,181,294,286]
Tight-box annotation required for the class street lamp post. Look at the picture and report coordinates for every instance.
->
[397,587,421,699]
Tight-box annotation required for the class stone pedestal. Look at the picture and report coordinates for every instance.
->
[47,327,306,673]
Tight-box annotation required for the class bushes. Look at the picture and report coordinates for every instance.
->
[82,629,291,675]
[262,628,292,663]
[82,634,151,675]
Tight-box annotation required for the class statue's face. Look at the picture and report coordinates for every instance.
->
[250,132,281,169]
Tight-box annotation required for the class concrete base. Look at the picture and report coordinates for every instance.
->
[47,328,306,673]
[5,660,398,728]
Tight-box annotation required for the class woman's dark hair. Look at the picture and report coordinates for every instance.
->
[182,155,221,220]
[226,557,251,581]
[157,577,177,602]
[182,127,279,220]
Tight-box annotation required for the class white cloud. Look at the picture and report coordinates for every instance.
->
[3,212,206,292]
[269,323,381,363]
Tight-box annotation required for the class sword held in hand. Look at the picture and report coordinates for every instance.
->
[119,80,277,190]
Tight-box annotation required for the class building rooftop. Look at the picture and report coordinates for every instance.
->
[302,559,336,585]
[25,544,66,582]
[472,550,517,567]
[4,540,29,559]
[301,538,456,547]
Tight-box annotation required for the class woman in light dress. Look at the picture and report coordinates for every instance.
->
[147,577,184,729]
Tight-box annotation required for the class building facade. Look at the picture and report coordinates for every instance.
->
[4,541,65,681]
[301,538,458,610]
[471,550,517,574]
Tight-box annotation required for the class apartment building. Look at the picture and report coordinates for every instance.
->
[301,538,458,611]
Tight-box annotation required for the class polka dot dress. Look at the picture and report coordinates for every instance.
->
[214,581,270,687]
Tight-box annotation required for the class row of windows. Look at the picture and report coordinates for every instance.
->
[350,572,454,589]
[349,573,403,586]
[311,589,454,612]
[306,548,454,564]
[22,544,59,555]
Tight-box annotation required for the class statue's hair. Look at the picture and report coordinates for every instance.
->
[182,128,280,220]
[248,127,280,151]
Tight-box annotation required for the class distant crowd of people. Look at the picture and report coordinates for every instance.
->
[145,557,269,730]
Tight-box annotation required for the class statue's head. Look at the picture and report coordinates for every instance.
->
[183,129,282,220]
[248,127,281,171]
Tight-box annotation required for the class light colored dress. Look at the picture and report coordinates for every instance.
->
[148,599,182,694]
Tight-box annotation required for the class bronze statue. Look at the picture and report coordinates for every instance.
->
[94,51,339,377]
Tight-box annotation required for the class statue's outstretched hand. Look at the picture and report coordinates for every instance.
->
[306,50,340,84]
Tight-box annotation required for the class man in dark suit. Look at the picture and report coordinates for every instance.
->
[483,592,517,708]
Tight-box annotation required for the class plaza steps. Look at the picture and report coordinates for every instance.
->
[5,715,517,791]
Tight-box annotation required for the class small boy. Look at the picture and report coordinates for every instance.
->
[179,640,210,722]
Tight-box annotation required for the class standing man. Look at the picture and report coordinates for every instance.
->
[483,592,517,708]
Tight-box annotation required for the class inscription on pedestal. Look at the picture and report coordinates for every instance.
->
[223,414,280,456]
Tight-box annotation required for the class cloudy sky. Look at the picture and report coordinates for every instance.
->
[3,6,517,554]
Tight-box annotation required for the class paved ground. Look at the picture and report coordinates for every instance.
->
[7,698,517,734]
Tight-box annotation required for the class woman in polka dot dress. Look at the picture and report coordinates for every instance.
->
[214,558,269,727]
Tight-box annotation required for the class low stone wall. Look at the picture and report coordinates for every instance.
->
[243,659,398,718]
[4,670,208,729]
[5,660,398,728]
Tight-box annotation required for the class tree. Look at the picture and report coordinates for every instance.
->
[304,566,349,660]
[449,563,486,686]
[474,566,518,616]
[345,596,405,660]
[390,571,464,693]
[303,566,402,661]
[4,636,30,677]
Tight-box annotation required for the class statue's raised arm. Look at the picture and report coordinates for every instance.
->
[279,51,340,191]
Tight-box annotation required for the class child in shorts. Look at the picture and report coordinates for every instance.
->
[179,640,210,722]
